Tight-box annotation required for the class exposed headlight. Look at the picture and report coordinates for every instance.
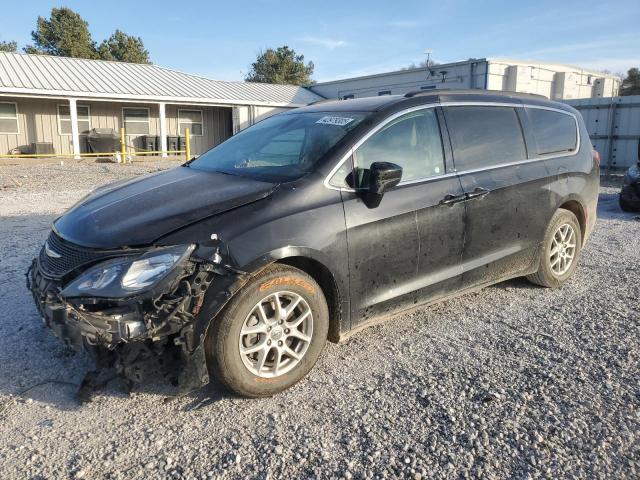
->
[61,244,195,298]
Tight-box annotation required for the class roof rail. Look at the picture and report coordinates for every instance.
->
[404,90,444,98]
[404,88,548,100]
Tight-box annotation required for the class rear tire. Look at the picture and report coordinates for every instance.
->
[205,264,328,397]
[526,209,582,288]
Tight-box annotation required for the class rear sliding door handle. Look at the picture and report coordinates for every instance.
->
[466,187,491,200]
[439,193,467,206]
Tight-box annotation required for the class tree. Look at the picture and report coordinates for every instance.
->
[620,68,640,96]
[22,7,152,64]
[0,41,17,52]
[25,7,97,58]
[401,59,439,71]
[245,46,314,85]
[97,30,151,64]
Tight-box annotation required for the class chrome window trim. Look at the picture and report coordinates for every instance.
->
[323,101,581,193]
[523,104,581,157]
[324,105,439,192]
[394,171,459,186]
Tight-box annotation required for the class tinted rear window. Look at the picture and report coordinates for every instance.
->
[444,106,526,170]
[527,108,578,155]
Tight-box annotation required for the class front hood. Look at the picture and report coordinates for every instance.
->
[54,167,277,249]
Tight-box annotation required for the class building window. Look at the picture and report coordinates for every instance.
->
[178,109,203,136]
[57,105,90,135]
[123,107,150,135]
[378,90,391,96]
[0,102,19,134]
[342,94,354,100]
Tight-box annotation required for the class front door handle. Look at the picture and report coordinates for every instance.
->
[439,193,467,206]
[466,187,491,200]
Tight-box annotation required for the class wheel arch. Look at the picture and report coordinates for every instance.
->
[557,198,587,242]
[275,256,343,343]
[241,246,346,344]
[187,247,347,393]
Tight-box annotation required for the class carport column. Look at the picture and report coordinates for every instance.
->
[68,98,81,160]
[158,102,168,158]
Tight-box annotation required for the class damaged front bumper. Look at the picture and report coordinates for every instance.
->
[27,246,246,393]
[29,264,166,350]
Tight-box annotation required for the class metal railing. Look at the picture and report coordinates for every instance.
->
[0,128,192,162]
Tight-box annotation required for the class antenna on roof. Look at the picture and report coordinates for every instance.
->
[424,49,433,68]
[424,49,436,80]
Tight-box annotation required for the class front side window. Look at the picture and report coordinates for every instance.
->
[328,156,355,188]
[527,108,577,155]
[178,109,203,136]
[444,106,526,171]
[58,105,90,135]
[189,112,366,182]
[0,102,19,134]
[353,108,444,187]
[123,107,150,135]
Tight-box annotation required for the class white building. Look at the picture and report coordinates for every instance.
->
[0,52,321,158]
[309,58,620,101]
[0,52,623,159]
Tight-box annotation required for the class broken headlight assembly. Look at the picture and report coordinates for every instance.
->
[61,244,196,299]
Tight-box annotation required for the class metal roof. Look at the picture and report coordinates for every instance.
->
[313,57,620,86]
[0,52,323,107]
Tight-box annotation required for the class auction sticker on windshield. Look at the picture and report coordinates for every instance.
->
[316,116,354,126]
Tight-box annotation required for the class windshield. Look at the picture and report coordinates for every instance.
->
[188,112,366,182]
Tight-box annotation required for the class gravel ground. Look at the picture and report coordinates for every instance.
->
[0,162,638,479]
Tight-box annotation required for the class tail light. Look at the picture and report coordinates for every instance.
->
[593,149,601,168]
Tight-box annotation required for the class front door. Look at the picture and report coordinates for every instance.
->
[339,107,466,328]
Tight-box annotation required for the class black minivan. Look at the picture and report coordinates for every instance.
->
[29,90,599,397]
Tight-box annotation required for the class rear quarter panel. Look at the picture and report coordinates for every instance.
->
[543,108,599,242]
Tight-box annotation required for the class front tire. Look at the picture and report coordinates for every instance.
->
[205,264,328,397]
[526,209,582,288]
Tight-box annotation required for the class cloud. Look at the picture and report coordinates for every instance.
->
[299,36,348,49]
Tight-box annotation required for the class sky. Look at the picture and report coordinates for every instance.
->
[1,0,638,82]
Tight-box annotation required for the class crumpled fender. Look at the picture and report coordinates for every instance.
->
[178,267,250,392]
[178,245,344,393]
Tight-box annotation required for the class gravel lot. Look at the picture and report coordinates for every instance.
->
[0,162,638,479]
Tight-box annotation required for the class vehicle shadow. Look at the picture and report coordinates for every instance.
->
[493,276,539,290]
[179,383,232,411]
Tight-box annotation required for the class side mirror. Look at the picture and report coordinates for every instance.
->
[363,162,403,208]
